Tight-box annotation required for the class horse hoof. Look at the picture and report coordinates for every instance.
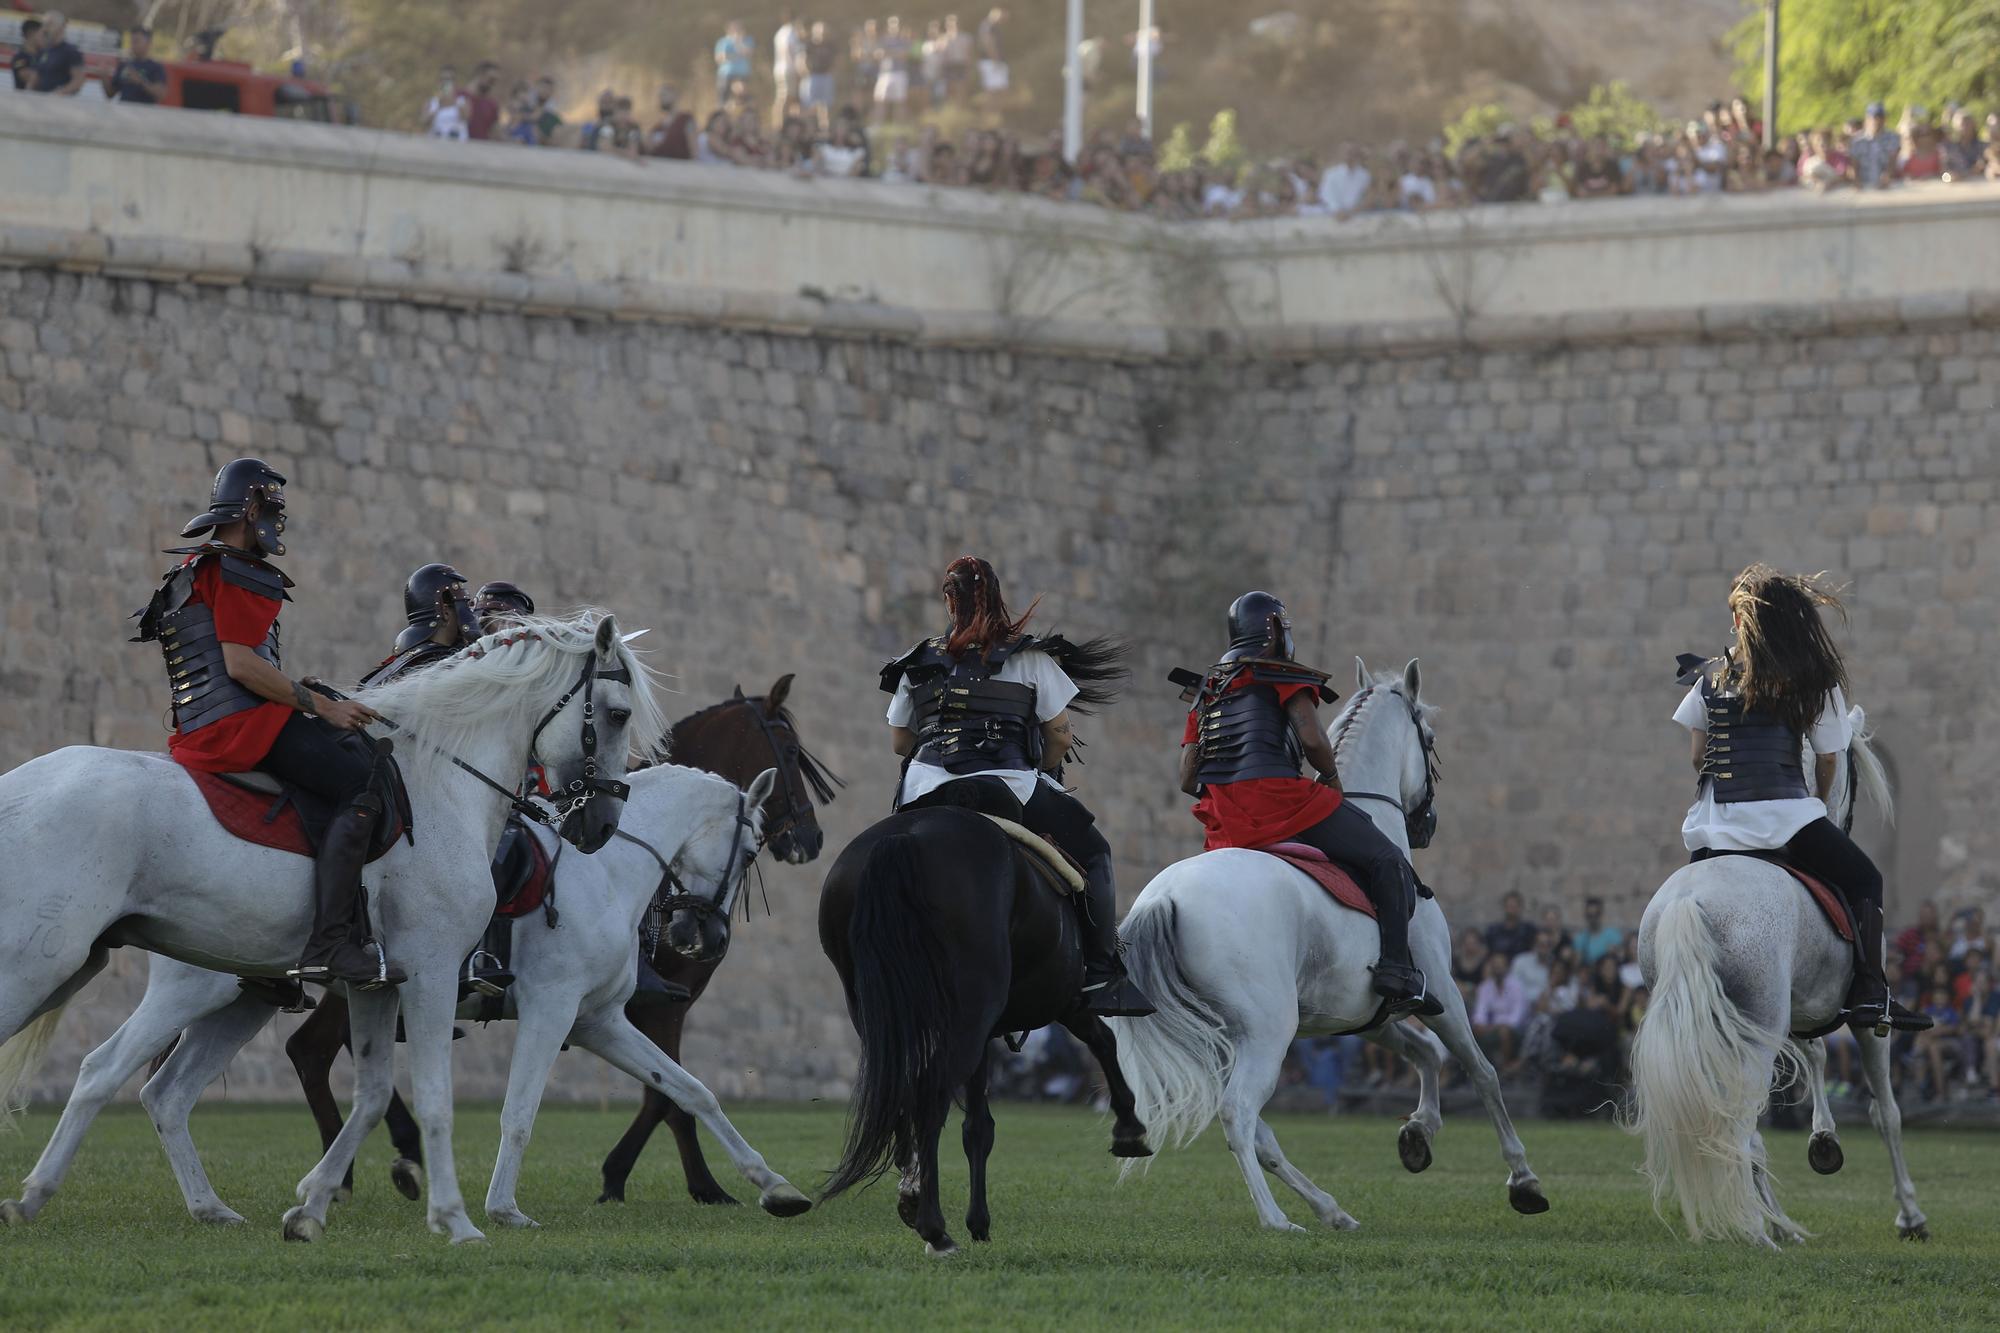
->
[331,1186,352,1207]
[759,1184,812,1218]
[1807,1133,1844,1175]
[1323,1213,1361,1232]
[391,1159,424,1202]
[194,1207,247,1226]
[925,1239,959,1257]
[1508,1181,1550,1216]
[595,1190,624,1205]
[1111,1136,1153,1159]
[0,1199,30,1227]
[1397,1122,1433,1174]
[491,1209,540,1229]
[689,1184,741,1206]
[281,1208,323,1244]
[1900,1221,1931,1242]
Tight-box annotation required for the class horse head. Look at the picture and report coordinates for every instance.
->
[1338,656,1441,850]
[669,674,843,866]
[664,768,777,962]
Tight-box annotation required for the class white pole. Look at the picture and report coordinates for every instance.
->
[1064,0,1084,163]
[1136,0,1154,140]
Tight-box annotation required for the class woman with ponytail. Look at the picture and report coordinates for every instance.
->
[879,556,1152,1017]
[1673,564,1927,1031]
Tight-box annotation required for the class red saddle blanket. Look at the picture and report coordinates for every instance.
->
[1256,842,1375,920]
[1783,865,1854,942]
[188,771,400,863]
[494,826,555,920]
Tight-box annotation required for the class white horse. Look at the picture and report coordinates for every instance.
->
[0,611,663,1245]
[1,762,809,1230]
[1111,659,1547,1232]
[1630,703,1926,1246]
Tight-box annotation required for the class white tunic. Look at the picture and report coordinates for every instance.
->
[1672,683,1851,852]
[886,647,1078,807]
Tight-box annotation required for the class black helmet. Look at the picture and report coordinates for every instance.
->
[473,580,535,631]
[1222,591,1293,663]
[181,457,288,557]
[395,562,478,652]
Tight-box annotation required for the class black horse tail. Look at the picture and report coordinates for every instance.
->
[1041,633,1130,713]
[822,833,957,1200]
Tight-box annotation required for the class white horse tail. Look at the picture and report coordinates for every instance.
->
[1111,895,1233,1170]
[1628,896,1794,1244]
[1845,705,1895,827]
[0,1006,66,1131]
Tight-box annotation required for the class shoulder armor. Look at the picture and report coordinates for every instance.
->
[163,543,293,597]
[879,636,946,694]
[1233,658,1338,704]
[984,633,1038,668]
[1675,653,1716,687]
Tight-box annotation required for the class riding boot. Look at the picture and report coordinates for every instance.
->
[460,915,516,1001]
[1078,851,1155,1018]
[1367,874,1443,1019]
[628,955,694,1014]
[1845,899,1931,1033]
[290,798,406,989]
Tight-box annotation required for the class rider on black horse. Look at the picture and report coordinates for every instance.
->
[1673,564,1928,1032]
[1179,591,1440,1018]
[880,556,1154,1018]
[358,563,482,686]
[134,457,404,988]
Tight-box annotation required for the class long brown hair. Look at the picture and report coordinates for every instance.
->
[941,555,1037,658]
[1723,564,1848,736]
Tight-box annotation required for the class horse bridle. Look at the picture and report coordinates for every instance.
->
[527,655,634,842]
[624,788,761,955]
[1336,687,1441,850]
[739,703,814,850]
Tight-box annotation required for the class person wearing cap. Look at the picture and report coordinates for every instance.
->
[1851,100,1901,189]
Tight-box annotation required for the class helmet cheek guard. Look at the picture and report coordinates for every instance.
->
[450,589,482,643]
[247,484,287,557]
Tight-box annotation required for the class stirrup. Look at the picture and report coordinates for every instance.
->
[1372,962,1444,1018]
[463,950,513,1000]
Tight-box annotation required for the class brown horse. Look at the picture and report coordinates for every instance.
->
[280,676,840,1204]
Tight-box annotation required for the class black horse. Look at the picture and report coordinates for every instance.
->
[280,677,839,1203]
[819,791,1151,1255]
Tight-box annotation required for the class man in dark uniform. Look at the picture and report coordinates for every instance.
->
[359,563,481,687]
[882,555,1153,1017]
[1179,592,1439,1017]
[109,25,167,103]
[134,458,404,988]
[10,19,43,90]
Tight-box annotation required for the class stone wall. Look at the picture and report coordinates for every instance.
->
[2,100,1997,1109]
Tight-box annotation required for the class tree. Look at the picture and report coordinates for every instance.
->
[1198,108,1245,173]
[1732,0,2000,134]
[1157,121,1196,172]
[1562,82,1667,146]
[1441,102,1508,155]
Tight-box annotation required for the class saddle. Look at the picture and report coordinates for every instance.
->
[1693,849,1854,942]
[1256,842,1375,919]
[982,815,1085,896]
[188,767,407,862]
[490,815,558,919]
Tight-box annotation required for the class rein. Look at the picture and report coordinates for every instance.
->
[618,788,761,955]
[1332,684,1441,850]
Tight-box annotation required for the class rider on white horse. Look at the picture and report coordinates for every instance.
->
[132,457,402,989]
[1176,592,1440,1018]
[1672,564,1927,1033]
[357,563,483,687]
[880,555,1154,1018]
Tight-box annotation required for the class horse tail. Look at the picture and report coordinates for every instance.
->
[822,833,957,1200]
[0,1006,67,1131]
[1846,706,1895,827]
[1110,893,1232,1171]
[1627,895,1796,1244]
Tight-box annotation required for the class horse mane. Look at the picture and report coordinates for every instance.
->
[354,609,669,782]
[1329,670,1440,781]
[650,694,845,806]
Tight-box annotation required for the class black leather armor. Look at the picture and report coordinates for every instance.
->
[1192,659,1335,790]
[881,634,1043,776]
[132,544,289,734]
[1694,664,1809,804]
[359,639,457,687]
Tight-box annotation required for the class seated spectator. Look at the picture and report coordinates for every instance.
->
[1319,143,1370,217]
[1617,936,1645,992]
[577,88,617,151]
[587,96,642,159]
[1541,1001,1620,1119]
[1899,107,1943,180]
[645,85,696,159]
[816,124,872,178]
[1511,929,1557,1005]
[1485,891,1536,961]
[1572,135,1620,198]
[729,109,769,167]
[1913,985,1961,1100]
[109,26,167,105]
[1478,129,1532,203]
[1948,906,1988,964]
[1688,121,1727,192]
[1895,900,1938,971]
[531,75,563,145]
[1452,926,1490,991]
[1941,111,1984,181]
[695,110,733,165]
[1572,896,1623,964]
[1964,970,2000,1101]
[1626,136,1668,195]
[1532,138,1573,203]
[1471,952,1528,1072]
[32,12,91,96]
[10,18,43,91]
[1588,953,1626,1013]
[502,86,540,145]
[1798,129,1851,191]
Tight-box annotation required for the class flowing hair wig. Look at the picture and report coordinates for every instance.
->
[1723,564,1848,736]
[941,555,1038,658]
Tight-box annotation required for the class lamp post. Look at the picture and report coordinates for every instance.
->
[1063,0,1084,162]
[1763,0,1780,150]
[1136,0,1154,140]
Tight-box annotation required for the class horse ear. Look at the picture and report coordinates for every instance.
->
[1403,657,1422,699]
[732,684,745,700]
[1355,656,1371,693]
[748,766,779,811]
[594,614,619,659]
[766,673,795,715]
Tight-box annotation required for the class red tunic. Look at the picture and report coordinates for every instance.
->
[1183,676,1341,850]
[166,559,294,774]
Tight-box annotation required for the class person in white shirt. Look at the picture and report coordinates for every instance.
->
[882,556,1152,1017]
[1671,564,1925,1031]
[1319,143,1370,216]
[423,67,469,141]
[771,11,803,118]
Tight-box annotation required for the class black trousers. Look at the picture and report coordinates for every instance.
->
[1290,800,1418,924]
[256,712,375,807]
[1783,817,1884,910]
[1020,783,1111,865]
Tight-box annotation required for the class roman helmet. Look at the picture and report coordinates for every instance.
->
[1220,591,1293,664]
[181,457,288,557]
[473,580,536,632]
[394,562,479,652]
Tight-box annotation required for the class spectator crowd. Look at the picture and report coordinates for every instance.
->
[21,8,2000,224]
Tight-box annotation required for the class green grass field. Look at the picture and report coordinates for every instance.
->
[2,1103,1997,1330]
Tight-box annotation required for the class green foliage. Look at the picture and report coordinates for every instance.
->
[1198,108,1245,172]
[1563,81,1669,145]
[1157,121,1196,173]
[1443,102,1509,155]
[1732,0,2000,134]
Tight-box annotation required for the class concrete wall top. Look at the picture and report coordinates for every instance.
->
[7,97,2000,355]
